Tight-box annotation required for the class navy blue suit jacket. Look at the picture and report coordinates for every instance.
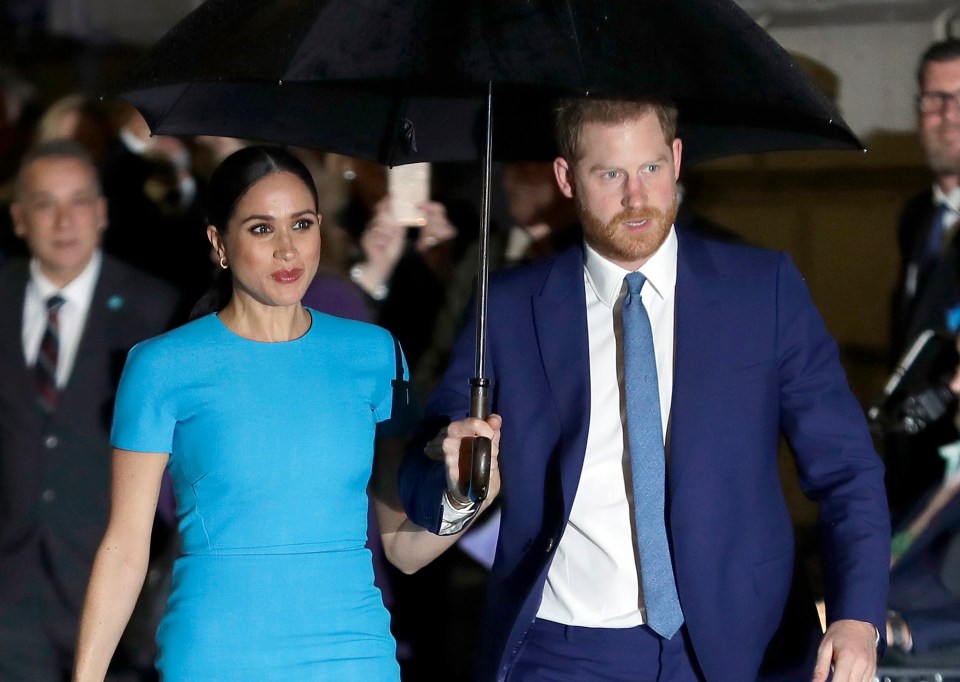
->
[400,227,890,681]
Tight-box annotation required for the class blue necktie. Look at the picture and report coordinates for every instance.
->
[622,271,684,639]
[922,202,952,265]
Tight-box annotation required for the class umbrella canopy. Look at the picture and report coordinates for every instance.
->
[120,0,863,166]
[118,0,864,502]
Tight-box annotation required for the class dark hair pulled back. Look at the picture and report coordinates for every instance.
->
[190,146,319,318]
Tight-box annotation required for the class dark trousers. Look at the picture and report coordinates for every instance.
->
[506,618,705,682]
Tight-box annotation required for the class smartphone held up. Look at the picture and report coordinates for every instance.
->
[388,162,431,228]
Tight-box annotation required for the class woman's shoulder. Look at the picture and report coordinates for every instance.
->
[306,309,403,373]
[127,314,221,365]
[307,308,395,347]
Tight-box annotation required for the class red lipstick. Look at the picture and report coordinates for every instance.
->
[270,268,303,284]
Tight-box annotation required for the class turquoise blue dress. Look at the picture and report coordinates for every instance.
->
[112,310,409,681]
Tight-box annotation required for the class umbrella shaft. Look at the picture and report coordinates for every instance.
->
[474,82,494,380]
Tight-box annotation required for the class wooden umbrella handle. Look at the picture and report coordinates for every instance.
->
[466,378,492,503]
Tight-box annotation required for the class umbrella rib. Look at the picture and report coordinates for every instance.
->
[561,0,589,90]
[148,81,196,133]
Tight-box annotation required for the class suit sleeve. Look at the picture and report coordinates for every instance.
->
[398,294,480,534]
[775,252,891,636]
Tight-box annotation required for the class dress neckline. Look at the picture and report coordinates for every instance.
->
[212,308,315,345]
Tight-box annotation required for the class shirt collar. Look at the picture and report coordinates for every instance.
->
[933,184,960,214]
[584,226,678,308]
[29,250,103,307]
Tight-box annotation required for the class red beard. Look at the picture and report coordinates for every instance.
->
[579,196,679,267]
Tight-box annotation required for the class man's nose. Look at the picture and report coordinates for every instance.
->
[53,203,72,229]
[622,176,646,209]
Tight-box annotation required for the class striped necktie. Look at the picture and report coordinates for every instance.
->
[622,271,684,639]
[35,294,66,414]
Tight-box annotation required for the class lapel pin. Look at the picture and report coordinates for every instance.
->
[107,295,124,311]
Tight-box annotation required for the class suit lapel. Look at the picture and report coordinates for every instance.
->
[0,260,34,378]
[62,257,124,399]
[670,230,725,490]
[531,246,591,516]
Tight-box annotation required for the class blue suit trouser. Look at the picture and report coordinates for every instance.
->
[506,618,705,682]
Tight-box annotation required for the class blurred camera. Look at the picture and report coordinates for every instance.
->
[869,329,959,435]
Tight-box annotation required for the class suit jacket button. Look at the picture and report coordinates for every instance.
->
[44,434,58,449]
[41,489,56,503]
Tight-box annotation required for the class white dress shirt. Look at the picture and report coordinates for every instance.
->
[537,227,678,628]
[22,251,102,388]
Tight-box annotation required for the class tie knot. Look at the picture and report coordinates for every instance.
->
[625,271,646,296]
[46,294,65,313]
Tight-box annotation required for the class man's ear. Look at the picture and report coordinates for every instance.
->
[672,138,683,180]
[10,203,25,239]
[94,196,108,236]
[553,157,575,199]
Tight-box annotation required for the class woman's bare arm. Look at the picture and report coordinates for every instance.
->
[373,415,501,574]
[73,449,168,681]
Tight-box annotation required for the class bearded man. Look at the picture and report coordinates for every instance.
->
[399,97,889,681]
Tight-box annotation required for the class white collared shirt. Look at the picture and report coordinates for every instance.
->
[22,251,102,388]
[537,227,678,627]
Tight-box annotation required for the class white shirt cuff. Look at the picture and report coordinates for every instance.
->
[438,490,478,536]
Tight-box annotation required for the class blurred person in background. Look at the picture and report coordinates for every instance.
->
[888,38,960,521]
[36,93,116,167]
[414,161,580,397]
[0,64,39,262]
[336,156,462,371]
[100,104,210,318]
[0,139,178,681]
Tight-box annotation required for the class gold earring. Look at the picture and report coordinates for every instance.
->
[219,256,228,270]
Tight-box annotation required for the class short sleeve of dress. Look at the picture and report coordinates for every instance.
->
[111,339,178,454]
[374,333,416,438]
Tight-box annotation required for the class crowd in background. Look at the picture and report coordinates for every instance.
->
[1,35,960,681]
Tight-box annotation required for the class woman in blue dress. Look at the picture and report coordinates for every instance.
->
[72,146,501,681]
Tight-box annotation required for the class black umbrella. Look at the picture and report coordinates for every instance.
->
[120,0,864,502]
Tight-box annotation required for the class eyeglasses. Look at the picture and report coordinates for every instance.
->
[917,89,960,115]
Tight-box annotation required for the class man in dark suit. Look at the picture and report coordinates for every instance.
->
[887,39,960,520]
[0,139,178,681]
[400,98,889,681]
